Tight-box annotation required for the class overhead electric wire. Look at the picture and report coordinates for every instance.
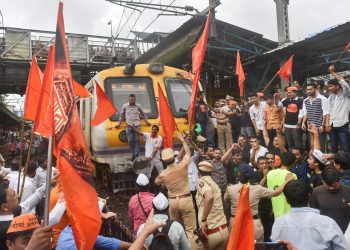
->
[115,5,126,36]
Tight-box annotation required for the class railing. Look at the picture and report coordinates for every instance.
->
[100,217,135,243]
[0,27,143,64]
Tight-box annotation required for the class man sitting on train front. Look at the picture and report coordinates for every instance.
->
[116,94,151,161]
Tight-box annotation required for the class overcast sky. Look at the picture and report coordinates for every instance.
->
[1,0,349,42]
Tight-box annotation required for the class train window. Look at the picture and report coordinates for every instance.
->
[104,77,158,120]
[165,78,192,118]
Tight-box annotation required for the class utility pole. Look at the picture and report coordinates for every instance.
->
[274,0,290,45]
[274,0,291,89]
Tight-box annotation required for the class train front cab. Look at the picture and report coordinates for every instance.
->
[80,63,199,190]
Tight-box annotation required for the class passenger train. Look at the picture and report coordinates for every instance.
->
[79,63,201,188]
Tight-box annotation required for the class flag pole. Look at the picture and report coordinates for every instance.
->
[262,72,279,93]
[43,135,53,226]
[332,47,348,67]
[17,119,25,194]
[19,131,34,201]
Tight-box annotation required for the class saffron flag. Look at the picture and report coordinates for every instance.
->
[192,12,211,74]
[226,185,254,250]
[23,56,43,121]
[73,80,92,98]
[278,55,294,83]
[235,51,245,97]
[91,80,117,126]
[346,42,350,52]
[187,71,200,126]
[33,46,55,138]
[158,83,176,148]
[51,3,101,249]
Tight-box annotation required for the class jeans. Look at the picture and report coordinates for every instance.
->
[329,123,350,154]
[125,125,140,156]
[199,120,213,146]
[284,127,303,149]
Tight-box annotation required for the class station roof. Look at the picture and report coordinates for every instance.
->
[131,31,169,43]
[136,15,277,66]
[0,103,28,128]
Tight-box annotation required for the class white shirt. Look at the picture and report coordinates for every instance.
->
[9,172,37,209]
[250,146,268,163]
[34,166,57,188]
[328,79,350,127]
[249,102,268,130]
[271,207,349,250]
[188,152,199,192]
[143,133,162,160]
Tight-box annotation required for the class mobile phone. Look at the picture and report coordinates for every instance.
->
[255,242,288,250]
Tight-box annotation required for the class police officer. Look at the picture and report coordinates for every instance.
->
[196,161,228,250]
[155,132,196,242]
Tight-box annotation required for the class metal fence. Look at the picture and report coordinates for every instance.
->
[0,27,138,64]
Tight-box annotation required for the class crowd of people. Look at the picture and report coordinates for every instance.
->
[0,64,349,250]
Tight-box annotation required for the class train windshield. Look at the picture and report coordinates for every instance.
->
[165,78,192,117]
[104,77,158,120]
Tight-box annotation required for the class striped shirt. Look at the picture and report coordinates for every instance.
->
[302,94,329,128]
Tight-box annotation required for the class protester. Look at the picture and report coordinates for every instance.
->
[128,174,154,235]
[302,82,330,152]
[267,152,297,218]
[137,192,191,250]
[327,65,350,154]
[194,91,213,146]
[271,180,349,250]
[237,134,251,164]
[249,136,268,168]
[116,94,151,161]
[311,167,350,233]
[282,86,304,149]
[6,214,54,250]
[132,125,163,178]
[290,147,310,184]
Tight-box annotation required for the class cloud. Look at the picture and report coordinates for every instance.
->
[1,0,349,42]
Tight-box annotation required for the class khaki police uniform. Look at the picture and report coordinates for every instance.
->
[224,183,275,242]
[155,154,196,241]
[216,112,232,153]
[196,174,229,250]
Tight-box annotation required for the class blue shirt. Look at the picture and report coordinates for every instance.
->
[290,159,310,184]
[56,226,120,250]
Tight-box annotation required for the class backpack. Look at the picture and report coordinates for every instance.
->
[149,220,175,250]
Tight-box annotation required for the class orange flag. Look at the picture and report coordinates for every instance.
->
[192,12,211,74]
[23,56,43,121]
[158,83,176,148]
[346,42,350,52]
[33,46,55,138]
[73,80,92,98]
[91,80,117,126]
[278,55,294,84]
[235,51,246,97]
[227,185,254,250]
[187,70,200,127]
[51,3,101,249]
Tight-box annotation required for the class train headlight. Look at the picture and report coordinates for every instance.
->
[119,130,128,143]
[148,63,164,74]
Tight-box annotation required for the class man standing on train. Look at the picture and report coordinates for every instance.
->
[116,94,151,161]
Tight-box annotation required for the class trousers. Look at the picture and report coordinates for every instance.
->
[125,125,140,156]
[217,123,232,153]
[168,195,196,240]
[284,127,303,149]
[329,123,350,154]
